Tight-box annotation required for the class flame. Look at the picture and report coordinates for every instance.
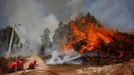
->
[60,40,74,55]
[58,14,134,64]
[70,20,86,42]
[62,17,115,54]
[81,17,86,24]
[60,41,69,55]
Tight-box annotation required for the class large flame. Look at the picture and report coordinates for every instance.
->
[62,16,116,54]
[57,14,134,65]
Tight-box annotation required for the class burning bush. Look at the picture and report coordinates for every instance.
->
[60,13,134,65]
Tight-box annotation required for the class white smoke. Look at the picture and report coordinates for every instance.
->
[3,0,134,62]
[45,49,82,64]
[5,0,60,56]
[8,0,46,43]
[14,25,27,45]
[43,14,59,41]
[6,0,85,43]
[4,0,134,42]
[4,0,86,57]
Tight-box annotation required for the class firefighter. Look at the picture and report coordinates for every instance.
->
[17,59,24,71]
[33,60,37,66]
[28,60,37,69]
[8,61,17,72]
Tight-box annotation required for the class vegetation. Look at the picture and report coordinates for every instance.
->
[0,26,20,56]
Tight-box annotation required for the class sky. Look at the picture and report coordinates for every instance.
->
[0,0,134,43]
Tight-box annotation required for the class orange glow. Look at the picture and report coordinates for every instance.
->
[81,17,86,24]
[60,41,73,55]
[70,20,86,42]
[61,17,116,54]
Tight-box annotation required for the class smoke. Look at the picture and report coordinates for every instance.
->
[1,0,134,61]
[43,14,59,41]
[5,0,86,43]
[2,0,134,41]
[3,0,86,56]
[88,0,134,32]
[45,49,82,64]
[7,0,45,43]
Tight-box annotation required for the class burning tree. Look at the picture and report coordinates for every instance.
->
[53,21,70,49]
[60,12,134,65]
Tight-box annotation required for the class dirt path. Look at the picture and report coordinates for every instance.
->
[5,56,134,75]
[23,55,45,69]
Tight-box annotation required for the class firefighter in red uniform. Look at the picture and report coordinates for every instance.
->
[17,59,24,71]
[8,58,24,72]
[8,61,17,72]
[28,60,37,69]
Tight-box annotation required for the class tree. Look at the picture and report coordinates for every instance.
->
[0,26,19,56]
[52,21,70,49]
[86,12,99,26]
[41,28,51,49]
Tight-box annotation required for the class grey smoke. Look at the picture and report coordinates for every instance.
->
[3,0,87,43]
[0,0,133,52]
[88,0,134,32]
[1,0,86,56]
[46,49,82,64]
